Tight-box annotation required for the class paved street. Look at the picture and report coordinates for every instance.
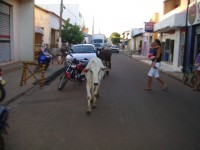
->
[4,53,200,150]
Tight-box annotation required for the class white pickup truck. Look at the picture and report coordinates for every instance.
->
[91,34,106,50]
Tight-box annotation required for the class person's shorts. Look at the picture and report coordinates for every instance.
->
[148,62,161,78]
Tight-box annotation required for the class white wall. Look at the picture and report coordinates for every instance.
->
[173,29,181,68]
[37,4,80,26]
[154,0,187,31]
[129,38,134,51]
[11,0,19,61]
[18,0,34,61]
[50,15,59,30]
[4,0,34,62]
[161,29,182,70]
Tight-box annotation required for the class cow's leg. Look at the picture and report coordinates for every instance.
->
[109,61,111,69]
[92,85,99,109]
[106,61,109,76]
[86,83,92,114]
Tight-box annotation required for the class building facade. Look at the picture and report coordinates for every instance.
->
[184,0,200,72]
[0,0,34,63]
[154,0,188,71]
[142,13,159,57]
[34,5,60,49]
[36,4,84,28]
[121,31,130,50]
[130,28,143,53]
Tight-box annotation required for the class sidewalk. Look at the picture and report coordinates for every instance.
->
[122,50,184,82]
[0,61,65,106]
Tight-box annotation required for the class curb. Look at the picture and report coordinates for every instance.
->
[122,51,183,82]
[44,67,65,85]
[2,85,36,106]
[2,67,65,106]
[123,51,200,91]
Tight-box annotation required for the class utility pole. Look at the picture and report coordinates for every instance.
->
[59,0,63,48]
[183,0,190,73]
[92,16,94,35]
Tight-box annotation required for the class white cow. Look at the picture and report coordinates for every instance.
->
[82,57,108,114]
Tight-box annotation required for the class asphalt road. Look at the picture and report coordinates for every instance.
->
[4,53,200,150]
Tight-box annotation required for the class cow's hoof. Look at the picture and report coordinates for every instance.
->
[106,71,109,76]
[86,111,91,115]
[92,105,96,109]
[90,100,94,104]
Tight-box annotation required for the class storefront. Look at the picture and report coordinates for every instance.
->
[185,0,200,70]
[0,2,11,63]
[0,0,34,63]
[194,26,200,59]
[161,31,175,63]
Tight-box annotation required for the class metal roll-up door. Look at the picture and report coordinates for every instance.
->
[0,2,11,63]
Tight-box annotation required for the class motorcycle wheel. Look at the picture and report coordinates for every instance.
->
[58,74,68,91]
[0,84,6,102]
[0,134,4,150]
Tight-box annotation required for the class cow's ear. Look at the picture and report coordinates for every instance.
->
[81,69,89,75]
[83,69,89,73]
[96,50,100,55]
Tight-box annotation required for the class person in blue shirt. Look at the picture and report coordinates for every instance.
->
[144,39,167,91]
[193,51,200,91]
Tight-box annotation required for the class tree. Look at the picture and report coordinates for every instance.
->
[62,18,84,45]
[110,32,121,44]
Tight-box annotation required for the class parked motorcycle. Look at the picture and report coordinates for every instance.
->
[37,48,52,70]
[0,69,6,102]
[0,106,9,150]
[58,52,88,91]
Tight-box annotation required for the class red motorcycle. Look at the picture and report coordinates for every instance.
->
[58,53,88,91]
[0,69,6,102]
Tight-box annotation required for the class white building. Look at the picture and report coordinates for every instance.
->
[130,28,143,52]
[36,4,84,28]
[0,0,34,63]
[154,0,188,71]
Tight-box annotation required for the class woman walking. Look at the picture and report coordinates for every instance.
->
[144,39,167,91]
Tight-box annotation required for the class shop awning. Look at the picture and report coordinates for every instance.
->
[35,26,44,35]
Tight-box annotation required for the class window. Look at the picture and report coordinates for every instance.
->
[72,45,95,53]
[93,39,103,43]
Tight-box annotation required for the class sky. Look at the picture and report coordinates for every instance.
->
[35,0,163,37]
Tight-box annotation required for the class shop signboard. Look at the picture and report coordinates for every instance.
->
[144,22,154,32]
[188,0,200,25]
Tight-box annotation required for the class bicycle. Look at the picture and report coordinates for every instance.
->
[193,65,200,91]
[183,65,195,87]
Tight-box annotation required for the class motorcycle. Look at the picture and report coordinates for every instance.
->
[0,69,6,102]
[0,106,9,150]
[37,48,52,70]
[58,52,88,91]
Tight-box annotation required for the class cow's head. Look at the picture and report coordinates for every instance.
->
[96,49,101,58]
[82,58,109,86]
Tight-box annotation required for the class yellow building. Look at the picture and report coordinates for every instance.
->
[34,5,60,60]
[142,13,159,57]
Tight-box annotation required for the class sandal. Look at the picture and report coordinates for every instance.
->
[144,87,151,91]
[162,84,168,90]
